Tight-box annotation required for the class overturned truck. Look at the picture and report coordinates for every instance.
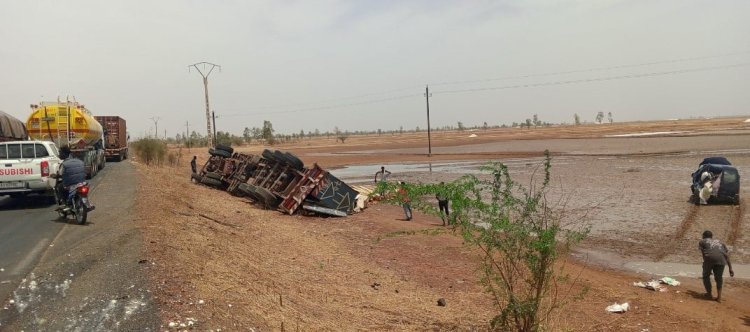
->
[192,145,359,217]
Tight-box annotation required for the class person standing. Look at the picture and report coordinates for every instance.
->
[397,181,412,221]
[191,156,198,174]
[699,230,734,302]
[374,166,391,184]
[436,182,450,226]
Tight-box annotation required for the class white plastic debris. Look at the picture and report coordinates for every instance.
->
[198,299,205,305]
[8,300,14,305]
[0,268,4,272]
[633,280,665,292]
[606,302,629,313]
[659,277,680,286]
[168,321,177,328]
[469,134,478,138]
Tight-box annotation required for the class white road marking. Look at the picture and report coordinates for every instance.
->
[9,238,50,276]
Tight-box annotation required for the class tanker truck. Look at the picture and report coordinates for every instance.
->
[26,101,106,179]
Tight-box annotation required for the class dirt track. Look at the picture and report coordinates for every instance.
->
[136,117,750,331]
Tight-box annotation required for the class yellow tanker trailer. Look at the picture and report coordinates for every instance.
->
[27,101,106,178]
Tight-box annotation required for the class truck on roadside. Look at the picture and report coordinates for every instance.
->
[0,140,61,200]
[94,116,128,161]
[0,110,28,142]
[26,101,106,179]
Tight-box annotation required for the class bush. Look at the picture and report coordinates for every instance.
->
[131,138,168,166]
[375,151,589,331]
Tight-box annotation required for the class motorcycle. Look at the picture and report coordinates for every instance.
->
[51,175,95,225]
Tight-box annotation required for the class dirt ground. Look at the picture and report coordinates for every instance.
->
[135,117,750,331]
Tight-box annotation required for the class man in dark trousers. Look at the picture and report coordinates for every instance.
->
[191,156,198,174]
[699,230,734,302]
[436,182,450,226]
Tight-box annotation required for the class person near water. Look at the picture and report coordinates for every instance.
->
[699,230,734,302]
[436,182,450,226]
[374,166,391,183]
[397,181,412,221]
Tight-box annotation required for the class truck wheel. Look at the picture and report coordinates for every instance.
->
[261,149,275,161]
[191,174,202,183]
[255,187,280,208]
[215,144,234,154]
[209,148,231,158]
[205,172,222,180]
[273,150,286,163]
[283,152,304,170]
[100,157,105,169]
[200,177,222,187]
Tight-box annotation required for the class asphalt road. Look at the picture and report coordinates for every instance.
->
[0,160,160,331]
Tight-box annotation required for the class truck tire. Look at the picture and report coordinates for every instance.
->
[191,173,202,183]
[215,144,234,154]
[209,148,231,158]
[283,152,304,170]
[205,172,222,180]
[255,187,280,208]
[200,177,222,187]
[239,183,262,202]
[261,149,275,161]
[273,150,286,163]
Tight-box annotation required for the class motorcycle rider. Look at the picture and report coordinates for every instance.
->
[55,145,87,211]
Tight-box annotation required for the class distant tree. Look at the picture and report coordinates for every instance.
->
[533,114,540,127]
[377,129,382,136]
[525,119,532,129]
[242,127,252,143]
[483,122,489,130]
[457,121,465,131]
[415,126,420,132]
[595,112,604,124]
[574,113,581,125]
[607,112,613,123]
[314,128,320,137]
[399,126,404,135]
[262,120,275,145]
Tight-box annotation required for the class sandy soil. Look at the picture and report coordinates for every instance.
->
[136,117,750,331]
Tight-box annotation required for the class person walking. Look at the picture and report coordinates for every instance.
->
[397,181,412,221]
[699,230,734,302]
[374,166,391,184]
[191,156,198,174]
[436,182,450,226]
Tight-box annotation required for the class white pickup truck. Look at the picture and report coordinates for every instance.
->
[0,140,61,199]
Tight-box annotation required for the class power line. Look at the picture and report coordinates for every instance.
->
[222,93,421,117]
[429,50,750,87]
[434,62,750,95]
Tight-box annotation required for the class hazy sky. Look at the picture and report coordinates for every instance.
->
[1,0,748,138]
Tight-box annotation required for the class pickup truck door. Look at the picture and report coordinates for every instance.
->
[0,143,42,189]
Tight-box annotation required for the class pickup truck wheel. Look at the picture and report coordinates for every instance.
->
[200,177,223,187]
[215,144,234,154]
[209,148,231,158]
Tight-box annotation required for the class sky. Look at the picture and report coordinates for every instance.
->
[0,0,748,139]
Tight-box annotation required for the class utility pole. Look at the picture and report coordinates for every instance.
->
[425,85,432,157]
[212,111,217,144]
[185,121,190,151]
[188,62,221,147]
[149,116,161,139]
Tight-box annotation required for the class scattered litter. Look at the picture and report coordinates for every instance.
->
[8,300,14,305]
[437,298,447,306]
[606,302,629,313]
[633,280,666,292]
[468,134,478,138]
[660,277,680,286]
[198,299,205,305]
[168,321,177,328]
[0,268,4,272]
[744,119,750,123]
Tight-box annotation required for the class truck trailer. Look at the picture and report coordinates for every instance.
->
[94,116,128,161]
[27,101,106,179]
[0,111,28,142]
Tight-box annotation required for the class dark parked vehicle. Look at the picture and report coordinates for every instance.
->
[690,157,740,205]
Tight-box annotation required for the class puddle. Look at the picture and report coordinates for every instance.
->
[329,156,579,184]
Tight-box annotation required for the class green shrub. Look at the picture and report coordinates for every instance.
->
[375,151,589,331]
[131,138,168,166]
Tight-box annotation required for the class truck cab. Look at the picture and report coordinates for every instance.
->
[0,140,61,198]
